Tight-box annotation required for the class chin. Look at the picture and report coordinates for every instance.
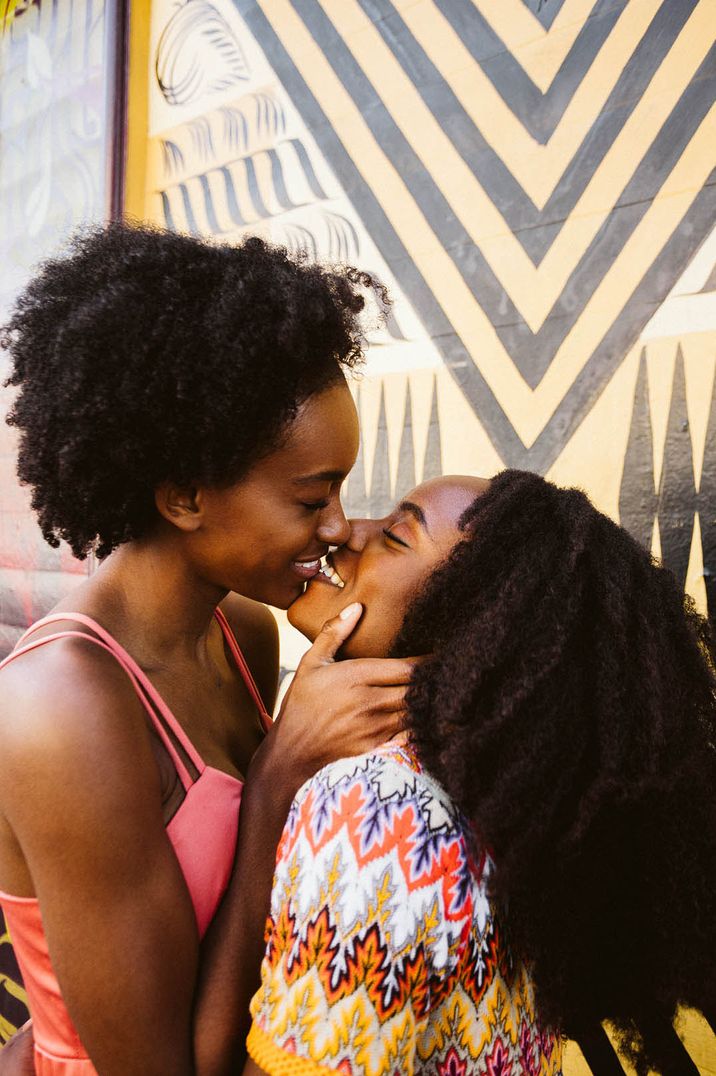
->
[286,595,320,640]
[288,579,344,639]
[268,581,308,611]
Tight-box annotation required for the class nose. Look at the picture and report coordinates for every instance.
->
[317,498,351,546]
[346,516,383,552]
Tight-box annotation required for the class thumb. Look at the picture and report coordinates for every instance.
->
[303,603,363,665]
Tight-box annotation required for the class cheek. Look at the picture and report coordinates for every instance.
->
[346,566,434,657]
[339,600,406,659]
[247,515,312,567]
[287,581,341,638]
[278,515,322,556]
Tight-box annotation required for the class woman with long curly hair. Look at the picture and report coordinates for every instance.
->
[249,470,715,1076]
[0,223,412,1075]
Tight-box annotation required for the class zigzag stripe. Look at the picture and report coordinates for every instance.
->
[519,177,715,465]
[499,64,716,386]
[241,3,526,465]
[241,1,714,471]
[372,0,697,251]
[473,0,597,92]
[522,0,572,32]
[287,782,471,918]
[438,0,613,135]
[275,0,715,385]
[300,0,712,330]
[440,0,618,137]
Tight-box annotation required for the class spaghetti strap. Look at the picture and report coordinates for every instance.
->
[0,629,194,789]
[214,607,273,732]
[17,614,205,776]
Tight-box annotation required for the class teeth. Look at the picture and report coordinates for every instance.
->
[297,559,321,569]
[319,556,345,588]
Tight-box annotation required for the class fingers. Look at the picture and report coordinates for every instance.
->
[300,604,363,666]
[346,656,424,686]
[361,686,409,714]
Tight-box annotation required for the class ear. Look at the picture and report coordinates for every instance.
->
[154,481,203,532]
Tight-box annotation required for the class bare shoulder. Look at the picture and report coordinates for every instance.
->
[0,634,167,883]
[0,634,151,779]
[219,593,279,711]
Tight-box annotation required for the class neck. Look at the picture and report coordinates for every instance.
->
[57,530,227,666]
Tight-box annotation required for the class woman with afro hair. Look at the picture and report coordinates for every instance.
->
[243,470,716,1076]
[0,223,413,1075]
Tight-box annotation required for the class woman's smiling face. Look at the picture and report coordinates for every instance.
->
[288,475,490,657]
[162,379,360,609]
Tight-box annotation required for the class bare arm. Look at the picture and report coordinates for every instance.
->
[0,641,199,1076]
[193,605,416,1075]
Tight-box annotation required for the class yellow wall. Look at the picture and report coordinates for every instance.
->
[131,0,716,614]
[127,2,716,1071]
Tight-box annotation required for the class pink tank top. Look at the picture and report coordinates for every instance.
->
[0,609,272,1074]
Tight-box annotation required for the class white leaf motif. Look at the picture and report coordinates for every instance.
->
[26,31,53,90]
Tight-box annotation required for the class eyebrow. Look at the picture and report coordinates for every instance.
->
[293,470,346,485]
[397,499,432,537]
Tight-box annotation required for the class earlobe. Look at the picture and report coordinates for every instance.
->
[154,482,203,532]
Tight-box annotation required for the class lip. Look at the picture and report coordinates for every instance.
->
[291,558,324,581]
[307,552,349,590]
[310,570,340,588]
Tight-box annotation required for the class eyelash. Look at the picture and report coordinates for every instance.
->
[301,500,329,511]
[383,527,409,548]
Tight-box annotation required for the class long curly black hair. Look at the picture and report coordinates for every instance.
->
[2,222,383,558]
[394,469,716,1074]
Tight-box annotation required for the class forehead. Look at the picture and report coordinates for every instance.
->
[406,476,489,531]
[263,380,359,479]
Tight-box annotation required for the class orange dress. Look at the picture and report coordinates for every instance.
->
[0,609,271,1074]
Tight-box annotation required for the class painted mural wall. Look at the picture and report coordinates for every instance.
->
[0,0,110,657]
[131,2,716,1071]
[0,0,112,1039]
[134,0,716,681]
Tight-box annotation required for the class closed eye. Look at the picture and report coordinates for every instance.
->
[383,527,410,548]
[301,500,329,511]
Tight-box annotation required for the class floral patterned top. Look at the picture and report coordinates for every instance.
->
[248,744,562,1075]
